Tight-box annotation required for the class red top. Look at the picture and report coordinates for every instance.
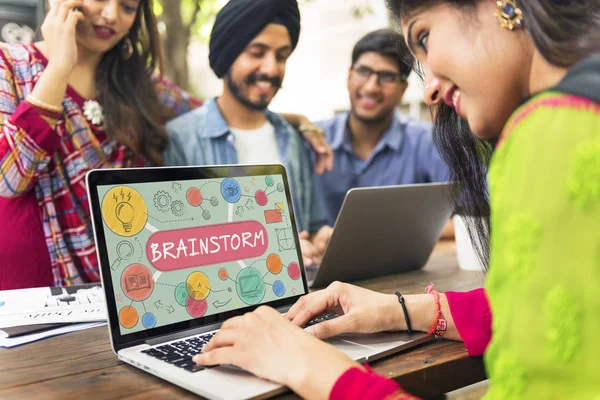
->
[330,289,491,399]
[445,289,492,356]
[0,43,199,289]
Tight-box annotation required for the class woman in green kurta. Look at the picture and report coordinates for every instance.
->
[186,0,600,398]
[484,76,600,398]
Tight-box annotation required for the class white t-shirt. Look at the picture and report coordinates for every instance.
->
[229,122,282,165]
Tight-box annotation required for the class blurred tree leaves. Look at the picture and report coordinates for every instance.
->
[155,0,220,89]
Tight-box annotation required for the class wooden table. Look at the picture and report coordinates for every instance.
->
[0,241,486,399]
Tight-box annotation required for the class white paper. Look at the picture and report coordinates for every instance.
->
[0,321,107,348]
[0,285,107,328]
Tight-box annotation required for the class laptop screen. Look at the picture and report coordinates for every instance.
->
[95,173,306,335]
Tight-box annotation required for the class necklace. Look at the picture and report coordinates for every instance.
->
[83,99,104,126]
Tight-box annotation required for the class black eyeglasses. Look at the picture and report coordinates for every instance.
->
[351,65,404,87]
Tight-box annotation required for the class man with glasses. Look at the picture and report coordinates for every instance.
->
[307,29,450,257]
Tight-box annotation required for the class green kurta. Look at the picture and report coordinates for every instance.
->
[484,88,600,398]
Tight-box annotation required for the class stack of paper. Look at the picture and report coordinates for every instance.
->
[0,284,108,348]
[0,322,107,348]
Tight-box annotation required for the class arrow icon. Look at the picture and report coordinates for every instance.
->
[213,298,232,309]
[166,305,175,314]
[154,300,164,309]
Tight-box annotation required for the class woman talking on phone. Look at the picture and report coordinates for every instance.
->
[0,0,199,289]
[0,0,332,290]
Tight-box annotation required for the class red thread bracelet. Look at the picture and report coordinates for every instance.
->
[426,283,447,337]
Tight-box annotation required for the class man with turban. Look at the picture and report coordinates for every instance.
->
[164,0,328,267]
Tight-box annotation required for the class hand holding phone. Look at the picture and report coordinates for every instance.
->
[40,0,85,73]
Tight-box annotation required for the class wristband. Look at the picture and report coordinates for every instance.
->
[26,95,63,114]
[395,291,412,335]
[426,283,447,337]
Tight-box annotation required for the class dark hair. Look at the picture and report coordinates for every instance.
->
[96,0,167,166]
[385,0,600,269]
[351,28,414,81]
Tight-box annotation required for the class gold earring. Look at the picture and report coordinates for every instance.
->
[495,0,523,30]
[121,37,134,60]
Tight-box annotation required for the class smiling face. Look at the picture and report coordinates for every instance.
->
[75,0,140,56]
[224,24,292,111]
[347,52,408,124]
[401,2,534,138]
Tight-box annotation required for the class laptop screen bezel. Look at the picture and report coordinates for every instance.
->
[87,165,309,352]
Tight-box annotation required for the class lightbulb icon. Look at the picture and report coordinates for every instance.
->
[116,202,135,232]
[102,186,148,236]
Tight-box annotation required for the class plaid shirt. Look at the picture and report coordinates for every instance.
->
[0,43,199,287]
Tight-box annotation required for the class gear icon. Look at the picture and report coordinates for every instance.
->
[171,200,185,217]
[153,190,172,212]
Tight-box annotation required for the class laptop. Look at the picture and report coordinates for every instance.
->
[87,165,431,400]
[308,183,454,288]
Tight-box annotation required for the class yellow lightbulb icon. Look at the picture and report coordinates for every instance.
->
[101,186,148,237]
[115,202,135,233]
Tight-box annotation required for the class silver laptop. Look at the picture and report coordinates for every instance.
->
[87,165,430,400]
[308,183,454,288]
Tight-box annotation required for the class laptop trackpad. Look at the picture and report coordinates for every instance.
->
[325,337,375,361]
[326,331,426,363]
[337,331,414,349]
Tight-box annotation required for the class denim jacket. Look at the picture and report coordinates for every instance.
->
[164,98,327,233]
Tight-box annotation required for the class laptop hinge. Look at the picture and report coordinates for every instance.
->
[277,304,292,314]
[145,322,223,346]
[145,305,293,346]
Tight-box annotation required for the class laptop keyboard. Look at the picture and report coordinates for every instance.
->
[303,313,340,328]
[141,331,216,373]
[140,314,340,373]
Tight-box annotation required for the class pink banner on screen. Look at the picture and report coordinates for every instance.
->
[146,221,268,271]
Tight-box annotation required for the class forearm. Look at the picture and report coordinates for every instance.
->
[392,293,461,341]
[0,103,60,197]
[280,112,305,128]
[29,64,70,109]
[0,54,63,197]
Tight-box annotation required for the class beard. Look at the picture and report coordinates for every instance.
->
[225,70,282,111]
